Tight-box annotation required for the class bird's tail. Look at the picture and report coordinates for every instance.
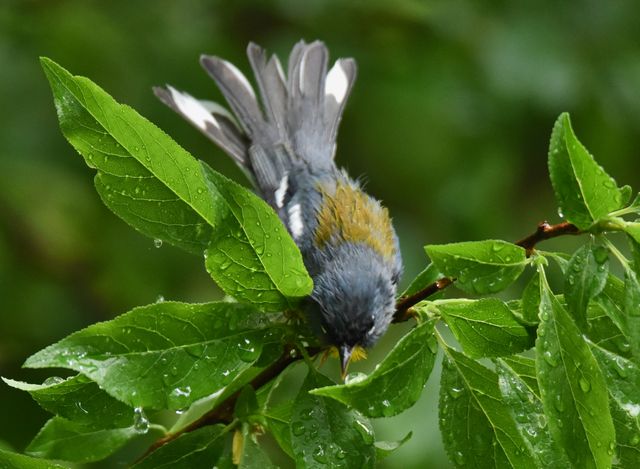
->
[154,40,356,204]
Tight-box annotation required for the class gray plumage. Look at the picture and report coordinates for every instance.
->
[155,41,402,370]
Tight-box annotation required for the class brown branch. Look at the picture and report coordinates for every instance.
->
[393,221,580,319]
[393,277,454,322]
[515,220,580,255]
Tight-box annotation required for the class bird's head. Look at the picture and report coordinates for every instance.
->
[310,245,398,377]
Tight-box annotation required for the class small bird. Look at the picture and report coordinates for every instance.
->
[155,40,403,376]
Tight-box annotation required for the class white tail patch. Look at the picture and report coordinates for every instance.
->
[223,60,257,99]
[299,49,309,94]
[275,173,289,208]
[272,56,286,83]
[288,203,304,238]
[168,86,220,130]
[325,61,349,104]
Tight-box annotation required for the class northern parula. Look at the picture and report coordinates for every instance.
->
[155,40,403,375]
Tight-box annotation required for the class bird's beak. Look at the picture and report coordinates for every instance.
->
[339,344,354,380]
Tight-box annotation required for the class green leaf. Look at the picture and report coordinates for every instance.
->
[624,222,640,246]
[564,241,609,328]
[496,359,570,468]
[594,274,630,350]
[132,425,227,469]
[439,347,533,469]
[2,375,132,428]
[590,343,640,467]
[623,269,640,363]
[237,423,275,468]
[24,301,285,410]
[436,299,533,358]
[626,230,640,276]
[547,112,623,229]
[399,263,442,298]
[587,300,631,359]
[535,283,615,469]
[521,272,542,325]
[0,449,68,469]
[40,58,313,308]
[425,240,527,295]
[620,185,634,206]
[40,57,222,254]
[26,416,150,463]
[201,163,313,311]
[264,400,294,458]
[169,365,265,434]
[256,363,296,458]
[234,386,260,423]
[374,431,412,460]
[290,368,375,468]
[498,355,540,398]
[310,319,437,417]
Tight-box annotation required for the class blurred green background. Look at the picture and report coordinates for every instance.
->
[2,0,640,467]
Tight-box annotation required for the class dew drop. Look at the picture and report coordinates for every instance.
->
[292,421,305,436]
[554,395,565,412]
[156,295,165,303]
[449,387,465,400]
[313,446,328,464]
[543,351,558,367]
[354,419,374,444]
[345,372,367,385]
[133,407,149,434]
[43,376,65,386]
[76,401,89,414]
[171,386,191,398]
[237,338,259,362]
[613,357,628,378]
[579,377,591,393]
[154,238,163,248]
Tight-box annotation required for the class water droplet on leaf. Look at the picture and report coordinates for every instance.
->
[579,377,591,392]
[292,421,305,436]
[133,407,149,434]
[43,376,65,386]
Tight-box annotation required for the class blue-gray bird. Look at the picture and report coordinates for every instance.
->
[154,40,403,375]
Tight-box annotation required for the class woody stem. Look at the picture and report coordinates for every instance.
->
[392,221,580,321]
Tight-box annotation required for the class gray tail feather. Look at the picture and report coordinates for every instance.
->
[155,40,357,200]
[153,85,249,169]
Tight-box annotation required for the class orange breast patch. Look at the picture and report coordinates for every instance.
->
[314,181,396,261]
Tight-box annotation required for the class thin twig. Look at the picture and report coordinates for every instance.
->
[393,220,580,319]
[515,220,580,255]
[393,277,454,322]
